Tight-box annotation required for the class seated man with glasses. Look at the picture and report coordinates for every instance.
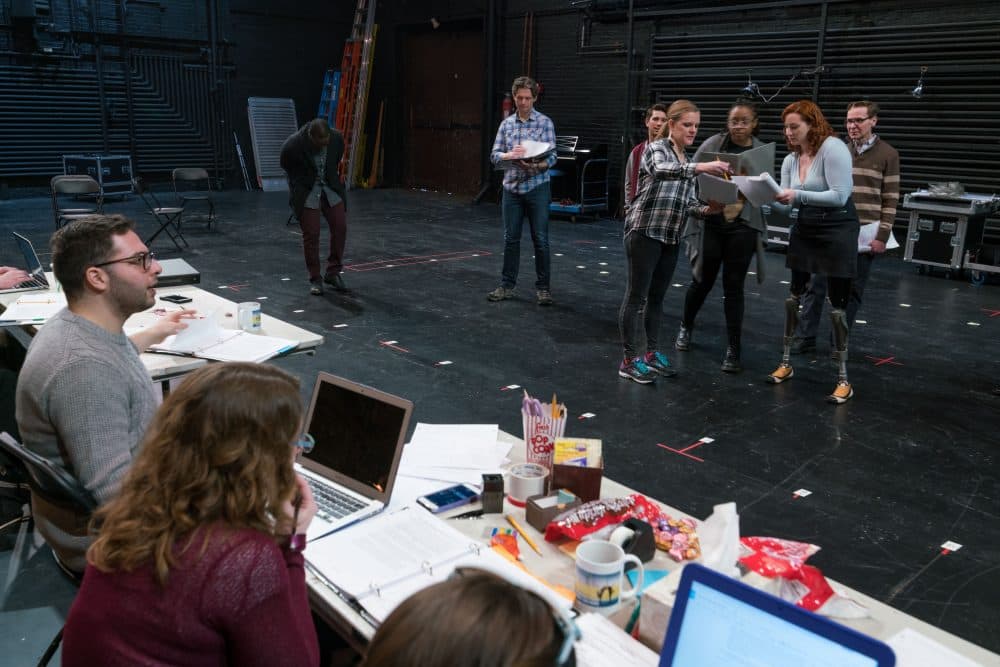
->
[15,214,192,573]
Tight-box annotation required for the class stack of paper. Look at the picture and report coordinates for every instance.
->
[391,423,509,508]
[497,140,555,170]
[0,292,66,324]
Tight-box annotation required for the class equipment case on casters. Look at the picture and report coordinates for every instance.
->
[62,154,134,197]
[902,191,1000,278]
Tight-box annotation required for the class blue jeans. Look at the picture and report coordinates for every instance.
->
[500,182,551,290]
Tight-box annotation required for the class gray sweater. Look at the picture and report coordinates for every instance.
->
[15,308,158,571]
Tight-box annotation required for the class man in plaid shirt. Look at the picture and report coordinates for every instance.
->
[487,76,558,306]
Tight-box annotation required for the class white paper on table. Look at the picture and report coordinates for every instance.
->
[885,627,984,667]
[404,423,503,469]
[731,172,783,206]
[0,292,66,322]
[858,223,900,253]
[150,313,295,362]
[574,613,659,667]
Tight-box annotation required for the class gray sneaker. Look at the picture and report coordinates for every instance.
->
[536,289,553,306]
[487,286,515,302]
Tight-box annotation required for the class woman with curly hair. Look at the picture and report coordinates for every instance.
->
[766,99,859,404]
[62,363,320,666]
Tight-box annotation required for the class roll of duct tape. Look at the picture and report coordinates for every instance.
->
[508,463,549,507]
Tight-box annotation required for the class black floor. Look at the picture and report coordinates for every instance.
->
[1,186,999,657]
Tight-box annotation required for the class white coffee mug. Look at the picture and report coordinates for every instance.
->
[237,301,261,333]
[574,539,644,615]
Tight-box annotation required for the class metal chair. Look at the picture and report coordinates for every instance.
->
[171,167,216,228]
[0,431,96,667]
[133,177,188,251]
[50,175,103,229]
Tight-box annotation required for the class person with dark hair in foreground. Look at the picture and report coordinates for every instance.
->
[362,568,578,667]
[15,215,190,572]
[62,363,320,667]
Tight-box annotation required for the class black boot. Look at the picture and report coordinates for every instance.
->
[674,324,692,351]
[721,346,742,373]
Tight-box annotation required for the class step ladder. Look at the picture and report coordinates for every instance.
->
[316,69,341,126]
[335,0,377,188]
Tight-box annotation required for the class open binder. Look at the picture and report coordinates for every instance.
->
[148,315,297,363]
[306,506,571,624]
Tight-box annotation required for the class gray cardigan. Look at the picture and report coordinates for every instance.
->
[682,133,770,283]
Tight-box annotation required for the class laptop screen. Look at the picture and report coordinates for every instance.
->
[300,372,411,502]
[14,233,46,279]
[661,564,894,667]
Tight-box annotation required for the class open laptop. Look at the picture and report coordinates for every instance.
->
[0,233,50,295]
[295,371,413,542]
[659,563,895,667]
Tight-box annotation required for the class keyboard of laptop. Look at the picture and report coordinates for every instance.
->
[16,276,46,290]
[306,477,368,521]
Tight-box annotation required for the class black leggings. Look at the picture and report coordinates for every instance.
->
[791,270,850,309]
[682,221,757,346]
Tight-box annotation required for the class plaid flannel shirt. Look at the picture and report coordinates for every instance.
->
[624,138,703,244]
[490,109,557,194]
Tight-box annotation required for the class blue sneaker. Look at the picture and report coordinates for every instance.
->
[644,351,678,377]
[619,358,656,384]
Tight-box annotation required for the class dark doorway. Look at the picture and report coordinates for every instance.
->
[402,25,483,195]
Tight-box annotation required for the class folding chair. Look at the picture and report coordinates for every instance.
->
[0,431,96,666]
[171,167,216,228]
[133,177,188,251]
[50,175,103,229]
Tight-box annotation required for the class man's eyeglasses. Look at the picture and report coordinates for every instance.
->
[94,251,156,272]
[845,117,871,125]
[295,433,315,454]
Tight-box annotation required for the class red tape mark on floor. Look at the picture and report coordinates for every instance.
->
[218,282,250,292]
[980,308,1000,317]
[864,355,903,367]
[656,438,713,463]
[345,250,492,272]
[378,340,410,353]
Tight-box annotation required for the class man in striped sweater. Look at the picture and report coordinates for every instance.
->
[790,100,900,354]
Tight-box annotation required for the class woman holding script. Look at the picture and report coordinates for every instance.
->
[766,100,859,404]
[677,101,770,374]
[62,363,320,666]
[617,99,730,384]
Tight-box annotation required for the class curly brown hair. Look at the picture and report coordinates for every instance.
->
[782,99,836,154]
[87,362,302,585]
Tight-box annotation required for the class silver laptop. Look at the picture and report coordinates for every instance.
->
[0,233,50,295]
[296,372,413,542]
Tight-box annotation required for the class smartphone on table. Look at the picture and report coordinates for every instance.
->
[416,484,480,513]
[161,294,193,304]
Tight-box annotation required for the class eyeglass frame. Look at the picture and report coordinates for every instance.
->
[93,251,157,272]
[726,119,754,127]
[845,116,872,125]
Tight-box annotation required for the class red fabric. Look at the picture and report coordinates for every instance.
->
[63,526,319,667]
[626,141,647,206]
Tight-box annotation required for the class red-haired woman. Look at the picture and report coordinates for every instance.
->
[767,100,859,403]
[62,363,320,666]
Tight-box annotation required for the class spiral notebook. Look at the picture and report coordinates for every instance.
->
[306,505,570,624]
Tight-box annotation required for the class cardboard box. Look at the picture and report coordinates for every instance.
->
[551,456,603,502]
[525,490,582,532]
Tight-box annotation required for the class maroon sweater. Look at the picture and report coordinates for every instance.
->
[62,526,319,667]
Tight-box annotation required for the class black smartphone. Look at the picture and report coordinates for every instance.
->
[161,294,193,304]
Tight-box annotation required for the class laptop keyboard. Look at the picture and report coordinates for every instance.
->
[306,477,368,521]
[16,276,46,289]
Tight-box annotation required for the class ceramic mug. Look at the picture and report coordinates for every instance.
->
[237,301,261,333]
[574,539,644,615]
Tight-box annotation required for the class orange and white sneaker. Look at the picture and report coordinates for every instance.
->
[827,381,854,404]
[766,364,794,384]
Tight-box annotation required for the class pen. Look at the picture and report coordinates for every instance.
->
[0,318,45,324]
[449,509,485,519]
[506,514,543,556]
